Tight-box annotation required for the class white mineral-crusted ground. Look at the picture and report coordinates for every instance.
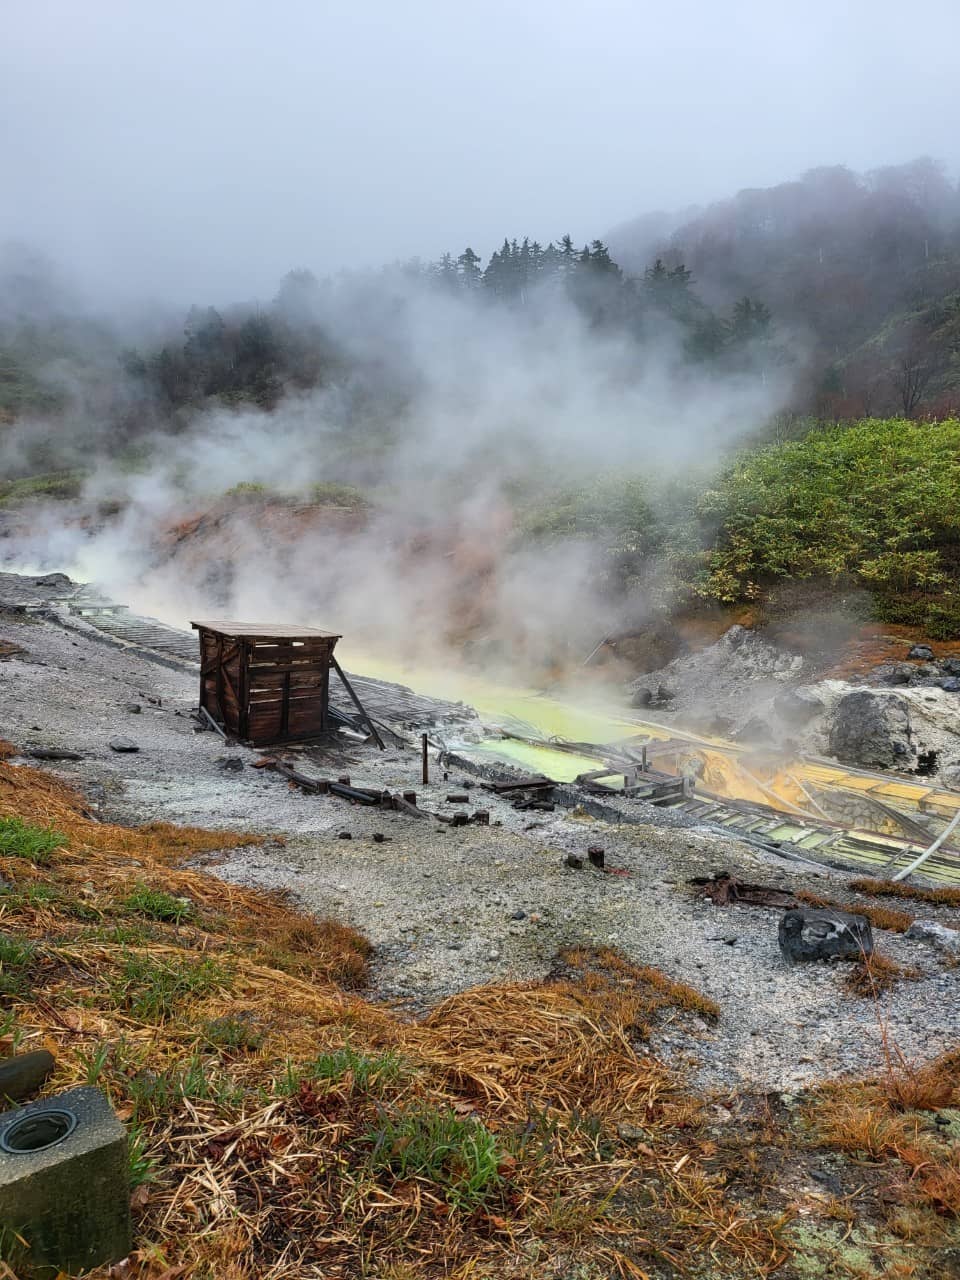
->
[2,602,959,1096]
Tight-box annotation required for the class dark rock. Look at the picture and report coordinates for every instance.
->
[827,691,913,769]
[630,687,652,708]
[510,909,526,920]
[337,831,352,840]
[587,846,605,869]
[0,1049,56,1102]
[124,702,141,714]
[779,907,873,962]
[914,662,940,680]
[937,678,960,693]
[372,833,387,843]
[217,757,243,772]
[908,645,935,660]
[450,812,469,827]
[565,854,585,870]
[107,736,139,753]
[26,748,83,761]
[657,683,676,702]
[871,662,915,687]
[942,658,960,677]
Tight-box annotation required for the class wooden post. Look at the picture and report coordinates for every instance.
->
[421,733,429,785]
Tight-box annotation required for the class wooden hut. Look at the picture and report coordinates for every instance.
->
[191,621,341,746]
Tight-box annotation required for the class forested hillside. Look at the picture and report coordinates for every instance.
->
[4,159,960,642]
[609,158,960,418]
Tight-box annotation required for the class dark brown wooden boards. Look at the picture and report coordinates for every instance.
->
[191,621,341,747]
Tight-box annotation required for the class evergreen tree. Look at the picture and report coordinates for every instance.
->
[457,246,483,289]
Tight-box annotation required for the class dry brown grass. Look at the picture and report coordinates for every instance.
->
[796,889,914,934]
[0,759,792,1280]
[808,1045,960,1223]
[849,877,960,908]
[559,944,721,1022]
[842,952,922,996]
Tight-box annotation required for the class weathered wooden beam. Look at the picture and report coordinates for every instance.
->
[330,658,385,750]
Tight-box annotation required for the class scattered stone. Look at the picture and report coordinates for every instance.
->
[487,949,501,962]
[779,907,873,962]
[905,919,960,953]
[720,933,739,946]
[217,757,244,772]
[337,831,352,840]
[0,1049,56,1103]
[942,657,960,677]
[510,909,526,920]
[372,833,388,843]
[587,846,605,869]
[908,644,935,661]
[124,702,142,714]
[107,736,139,753]
[26,747,84,761]
[938,678,960,693]
[565,854,585,870]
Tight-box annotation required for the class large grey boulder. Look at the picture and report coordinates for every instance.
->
[905,919,960,953]
[779,907,873,962]
[827,690,913,769]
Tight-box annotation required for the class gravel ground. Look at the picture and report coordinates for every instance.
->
[3,603,960,1094]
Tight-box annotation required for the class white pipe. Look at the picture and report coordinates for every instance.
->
[891,807,960,881]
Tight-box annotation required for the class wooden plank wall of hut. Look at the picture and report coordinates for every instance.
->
[245,636,336,744]
[199,630,244,736]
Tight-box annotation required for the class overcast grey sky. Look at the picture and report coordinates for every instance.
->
[2,0,958,305]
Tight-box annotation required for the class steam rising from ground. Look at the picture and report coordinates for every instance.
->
[3,270,795,679]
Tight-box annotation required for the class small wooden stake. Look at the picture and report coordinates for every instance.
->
[421,733,429,785]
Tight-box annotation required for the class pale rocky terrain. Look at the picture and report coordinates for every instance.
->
[2,585,960,1097]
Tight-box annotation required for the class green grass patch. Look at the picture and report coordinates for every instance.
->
[0,471,85,507]
[274,1045,407,1098]
[201,1012,264,1053]
[365,1106,504,1212]
[0,935,37,998]
[124,1050,245,1115]
[123,884,194,924]
[0,816,67,865]
[109,952,230,1023]
[128,1121,158,1189]
[309,481,369,510]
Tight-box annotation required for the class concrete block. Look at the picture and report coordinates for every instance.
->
[0,1086,131,1276]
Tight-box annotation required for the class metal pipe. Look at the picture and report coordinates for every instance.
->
[891,807,960,881]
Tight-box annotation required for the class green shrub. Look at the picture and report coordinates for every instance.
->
[309,481,369,510]
[0,817,67,865]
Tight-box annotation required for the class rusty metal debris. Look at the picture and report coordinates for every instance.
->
[689,871,797,909]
